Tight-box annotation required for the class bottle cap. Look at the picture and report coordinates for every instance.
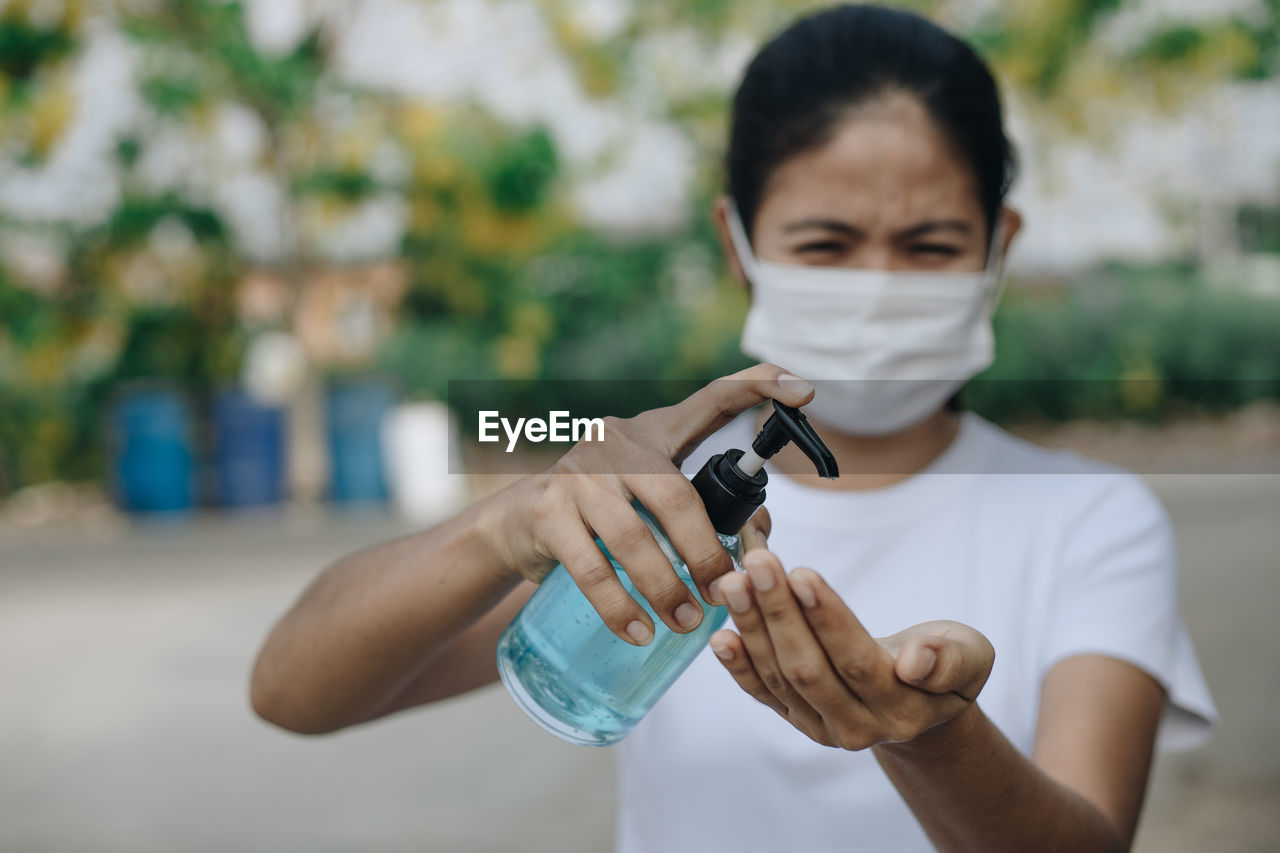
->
[691,402,838,535]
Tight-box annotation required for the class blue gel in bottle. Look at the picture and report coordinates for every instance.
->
[496,504,740,746]
[497,403,837,746]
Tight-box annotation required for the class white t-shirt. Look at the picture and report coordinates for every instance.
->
[614,411,1216,853]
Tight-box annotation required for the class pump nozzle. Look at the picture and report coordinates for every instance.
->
[690,401,839,535]
[736,403,838,479]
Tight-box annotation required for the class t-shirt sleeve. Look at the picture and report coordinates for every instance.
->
[1040,473,1217,752]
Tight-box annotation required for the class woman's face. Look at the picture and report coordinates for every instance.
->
[717,92,1018,278]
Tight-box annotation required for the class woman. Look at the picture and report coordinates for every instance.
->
[251,5,1215,850]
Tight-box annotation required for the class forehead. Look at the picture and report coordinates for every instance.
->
[756,93,982,230]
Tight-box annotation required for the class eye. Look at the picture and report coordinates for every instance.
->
[909,243,961,257]
[794,241,845,254]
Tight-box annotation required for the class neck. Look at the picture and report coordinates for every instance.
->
[764,408,961,491]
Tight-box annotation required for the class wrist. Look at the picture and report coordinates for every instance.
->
[875,701,984,762]
[473,473,557,584]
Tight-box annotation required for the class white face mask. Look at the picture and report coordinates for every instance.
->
[727,201,1007,436]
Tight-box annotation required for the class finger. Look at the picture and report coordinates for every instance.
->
[740,506,771,554]
[664,364,814,464]
[709,630,788,716]
[786,568,898,703]
[891,623,995,701]
[581,496,705,636]
[550,512,655,646]
[708,506,771,605]
[741,550,863,714]
[717,567,820,720]
[626,473,732,606]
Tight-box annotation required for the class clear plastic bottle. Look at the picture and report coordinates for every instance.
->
[496,503,739,745]
[497,403,837,746]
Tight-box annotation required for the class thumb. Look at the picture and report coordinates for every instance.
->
[889,621,994,701]
[663,364,814,465]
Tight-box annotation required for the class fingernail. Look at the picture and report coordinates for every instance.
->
[708,578,724,605]
[711,643,734,661]
[910,648,937,681]
[626,620,652,645]
[720,577,750,613]
[675,602,701,629]
[745,556,775,591]
[778,373,813,396]
[791,576,816,608]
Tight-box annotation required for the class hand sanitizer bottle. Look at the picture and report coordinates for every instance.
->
[496,402,838,746]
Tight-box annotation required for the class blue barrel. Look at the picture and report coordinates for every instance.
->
[109,385,195,514]
[325,378,397,505]
[213,388,285,508]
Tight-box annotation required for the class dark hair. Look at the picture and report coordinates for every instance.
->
[727,3,1016,245]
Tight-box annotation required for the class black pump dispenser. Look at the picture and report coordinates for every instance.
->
[690,403,838,535]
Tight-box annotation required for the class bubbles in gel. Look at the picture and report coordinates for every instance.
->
[497,506,737,746]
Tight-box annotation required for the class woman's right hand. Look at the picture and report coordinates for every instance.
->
[492,364,813,646]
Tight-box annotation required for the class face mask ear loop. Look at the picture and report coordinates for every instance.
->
[981,211,1010,318]
[725,199,760,286]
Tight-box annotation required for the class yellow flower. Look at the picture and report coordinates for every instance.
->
[336,129,376,171]
[675,286,746,372]
[1119,362,1164,415]
[409,198,439,232]
[460,203,549,254]
[496,334,540,379]
[26,343,66,386]
[30,80,75,159]
[511,301,554,341]
[412,152,460,187]
[400,103,444,145]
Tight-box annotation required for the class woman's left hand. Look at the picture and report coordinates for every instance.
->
[709,548,994,750]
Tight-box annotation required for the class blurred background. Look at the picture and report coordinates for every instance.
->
[0,0,1277,850]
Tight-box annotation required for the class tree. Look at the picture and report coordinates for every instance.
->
[1,0,1276,493]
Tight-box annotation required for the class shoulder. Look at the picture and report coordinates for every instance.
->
[964,412,1119,478]
[964,413,1169,523]
[960,415,1176,575]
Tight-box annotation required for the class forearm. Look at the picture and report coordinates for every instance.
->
[873,704,1124,853]
[250,478,539,734]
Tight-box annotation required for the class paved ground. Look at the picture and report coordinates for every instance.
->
[1,474,1277,852]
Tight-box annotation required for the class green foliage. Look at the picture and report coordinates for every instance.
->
[123,0,324,121]
[100,194,230,248]
[1237,0,1280,79]
[138,73,205,115]
[115,136,142,168]
[1139,26,1207,64]
[107,306,241,391]
[0,8,76,89]
[0,264,99,488]
[487,129,559,213]
[965,267,1280,422]
[0,384,72,491]
[384,203,749,410]
[1239,203,1280,253]
[0,269,51,348]
[292,169,382,201]
[3,0,1280,494]
[1035,0,1125,96]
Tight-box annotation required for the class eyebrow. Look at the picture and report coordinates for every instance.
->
[782,219,864,237]
[895,220,973,239]
[782,219,973,239]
